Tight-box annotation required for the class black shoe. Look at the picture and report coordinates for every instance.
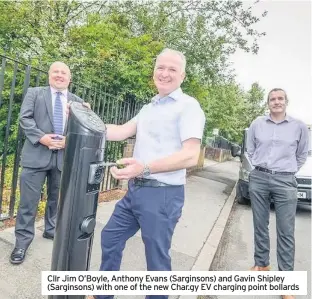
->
[43,232,54,240]
[10,248,26,264]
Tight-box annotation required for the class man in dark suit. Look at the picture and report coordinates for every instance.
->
[10,61,88,264]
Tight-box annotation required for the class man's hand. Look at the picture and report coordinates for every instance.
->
[66,101,91,116]
[39,134,59,147]
[110,158,144,180]
[48,136,66,150]
[39,134,65,149]
[82,102,91,109]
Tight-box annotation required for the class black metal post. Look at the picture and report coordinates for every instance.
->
[49,102,107,299]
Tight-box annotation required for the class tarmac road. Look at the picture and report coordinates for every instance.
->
[206,200,311,299]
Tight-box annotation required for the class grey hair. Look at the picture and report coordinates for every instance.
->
[156,48,186,72]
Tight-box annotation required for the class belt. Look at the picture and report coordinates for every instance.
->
[255,166,295,175]
[133,178,172,187]
[52,149,58,153]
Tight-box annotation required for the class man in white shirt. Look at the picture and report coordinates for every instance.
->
[93,49,206,299]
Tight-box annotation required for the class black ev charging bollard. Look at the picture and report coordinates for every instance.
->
[49,102,107,299]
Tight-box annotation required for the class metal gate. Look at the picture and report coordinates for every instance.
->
[0,54,141,220]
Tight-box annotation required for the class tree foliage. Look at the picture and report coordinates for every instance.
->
[205,82,266,143]
[0,0,268,143]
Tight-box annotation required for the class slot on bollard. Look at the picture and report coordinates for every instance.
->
[49,102,107,299]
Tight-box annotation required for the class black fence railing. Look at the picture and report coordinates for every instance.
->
[206,136,233,150]
[0,54,142,220]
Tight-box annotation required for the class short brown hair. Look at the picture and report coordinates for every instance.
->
[267,88,288,103]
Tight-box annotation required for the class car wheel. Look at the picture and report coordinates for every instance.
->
[236,183,249,205]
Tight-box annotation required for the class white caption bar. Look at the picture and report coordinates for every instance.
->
[41,271,307,296]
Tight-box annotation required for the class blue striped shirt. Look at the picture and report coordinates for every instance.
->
[51,87,68,134]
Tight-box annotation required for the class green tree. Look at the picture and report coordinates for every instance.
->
[0,0,268,143]
[0,0,267,83]
[241,82,266,129]
[205,82,245,142]
[66,13,164,100]
[203,82,266,143]
[102,0,267,83]
[0,1,105,60]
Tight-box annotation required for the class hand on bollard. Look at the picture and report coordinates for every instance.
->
[82,102,91,109]
[66,101,91,117]
[110,158,144,180]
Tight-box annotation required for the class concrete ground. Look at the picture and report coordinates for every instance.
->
[0,160,239,299]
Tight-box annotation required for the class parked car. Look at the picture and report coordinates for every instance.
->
[231,128,312,206]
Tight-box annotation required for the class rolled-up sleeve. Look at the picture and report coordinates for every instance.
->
[130,104,147,124]
[179,101,206,142]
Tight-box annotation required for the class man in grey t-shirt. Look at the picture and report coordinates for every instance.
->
[247,88,309,299]
[93,48,206,299]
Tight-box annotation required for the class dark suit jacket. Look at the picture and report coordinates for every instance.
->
[19,86,83,171]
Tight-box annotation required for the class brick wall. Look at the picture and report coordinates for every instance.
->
[205,146,232,162]
[123,138,135,158]
[186,146,205,174]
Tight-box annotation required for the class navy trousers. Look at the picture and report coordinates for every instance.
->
[96,179,185,299]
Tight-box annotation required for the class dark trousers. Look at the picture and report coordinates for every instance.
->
[15,152,61,249]
[249,169,298,271]
[96,179,185,299]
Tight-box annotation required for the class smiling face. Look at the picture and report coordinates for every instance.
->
[48,62,71,91]
[268,90,288,115]
[153,52,185,97]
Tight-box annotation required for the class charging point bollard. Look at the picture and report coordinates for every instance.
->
[49,102,107,299]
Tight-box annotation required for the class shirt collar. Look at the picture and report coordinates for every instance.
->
[152,88,183,104]
[50,86,68,98]
[265,113,292,123]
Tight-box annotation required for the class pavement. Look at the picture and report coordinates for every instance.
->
[0,159,239,299]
